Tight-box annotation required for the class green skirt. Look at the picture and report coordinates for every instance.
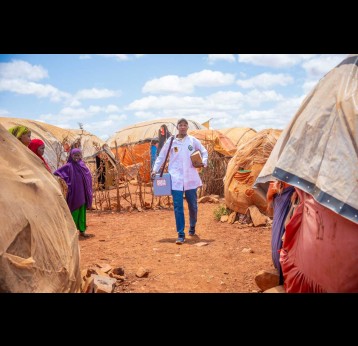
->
[71,204,86,232]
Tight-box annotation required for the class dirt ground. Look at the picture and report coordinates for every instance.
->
[79,197,274,293]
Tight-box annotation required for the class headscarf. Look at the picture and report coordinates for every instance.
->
[8,125,30,139]
[54,148,93,212]
[28,138,52,172]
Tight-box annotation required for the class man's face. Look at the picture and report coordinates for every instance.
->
[177,121,188,136]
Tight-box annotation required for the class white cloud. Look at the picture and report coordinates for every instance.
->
[302,80,318,94]
[74,88,119,100]
[239,109,277,121]
[38,111,128,140]
[126,89,280,126]
[207,91,245,110]
[126,88,291,131]
[275,96,305,120]
[300,54,348,94]
[238,54,316,68]
[55,105,124,124]
[127,95,207,110]
[4,54,349,141]
[208,112,237,128]
[36,114,76,130]
[0,78,70,102]
[79,55,91,60]
[134,111,156,119]
[302,54,347,78]
[209,94,304,131]
[237,73,293,89]
[187,70,235,87]
[88,105,102,113]
[143,75,192,94]
[59,107,92,120]
[245,89,284,106]
[244,95,304,130]
[142,69,235,94]
[97,54,145,61]
[97,54,130,61]
[83,115,128,140]
[105,104,120,113]
[107,114,128,121]
[66,98,82,107]
[0,60,48,80]
[0,60,71,103]
[207,54,236,64]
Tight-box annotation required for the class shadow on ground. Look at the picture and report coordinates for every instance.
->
[158,236,215,244]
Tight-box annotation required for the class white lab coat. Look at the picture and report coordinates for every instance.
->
[153,135,208,191]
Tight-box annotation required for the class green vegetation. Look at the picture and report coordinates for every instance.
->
[213,204,229,221]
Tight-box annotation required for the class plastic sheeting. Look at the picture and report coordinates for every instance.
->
[255,54,358,224]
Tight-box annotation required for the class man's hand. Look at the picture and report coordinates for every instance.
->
[194,163,205,168]
[151,171,157,180]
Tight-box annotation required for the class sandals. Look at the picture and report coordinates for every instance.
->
[79,232,90,238]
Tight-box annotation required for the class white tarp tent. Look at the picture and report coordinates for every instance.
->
[254,54,358,225]
[106,117,205,148]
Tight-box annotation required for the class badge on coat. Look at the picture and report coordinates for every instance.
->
[188,145,193,151]
[174,147,178,152]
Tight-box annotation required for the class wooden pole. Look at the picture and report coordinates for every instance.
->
[114,140,121,212]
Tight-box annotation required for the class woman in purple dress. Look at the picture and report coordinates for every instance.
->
[54,148,93,237]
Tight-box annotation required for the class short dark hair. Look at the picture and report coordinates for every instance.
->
[177,118,188,125]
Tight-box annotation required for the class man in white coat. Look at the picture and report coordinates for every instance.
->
[151,118,208,244]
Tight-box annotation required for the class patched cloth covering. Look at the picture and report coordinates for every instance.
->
[224,129,282,215]
[255,54,358,225]
[254,54,358,293]
[0,124,81,292]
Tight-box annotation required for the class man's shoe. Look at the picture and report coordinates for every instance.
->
[188,228,196,236]
[175,236,185,245]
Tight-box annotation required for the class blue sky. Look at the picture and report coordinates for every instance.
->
[0,54,348,140]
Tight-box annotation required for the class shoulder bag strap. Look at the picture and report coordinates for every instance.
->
[160,136,174,177]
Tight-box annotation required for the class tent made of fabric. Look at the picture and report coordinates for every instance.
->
[107,118,206,182]
[188,129,237,157]
[224,129,282,215]
[0,117,67,172]
[254,54,358,225]
[218,127,257,147]
[113,141,152,182]
[106,117,206,148]
[0,117,118,188]
[26,121,108,161]
[254,54,358,293]
[0,124,81,292]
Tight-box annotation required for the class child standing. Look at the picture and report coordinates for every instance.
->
[54,148,93,237]
[28,138,51,172]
